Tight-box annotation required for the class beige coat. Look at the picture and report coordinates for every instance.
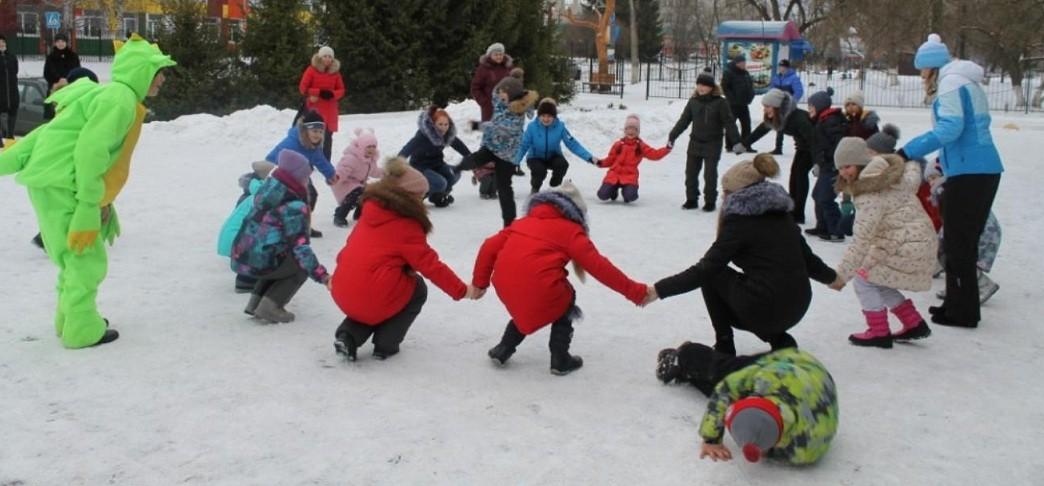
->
[836,154,937,291]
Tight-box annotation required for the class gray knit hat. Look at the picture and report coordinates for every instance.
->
[866,123,900,154]
[495,75,524,101]
[834,137,872,170]
[761,88,788,108]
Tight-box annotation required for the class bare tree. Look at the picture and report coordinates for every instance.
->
[961,0,1044,106]
[740,0,838,33]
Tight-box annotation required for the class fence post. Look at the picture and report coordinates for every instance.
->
[646,63,650,100]
[1025,69,1032,115]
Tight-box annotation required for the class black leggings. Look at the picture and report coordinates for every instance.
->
[336,277,428,356]
[461,147,517,227]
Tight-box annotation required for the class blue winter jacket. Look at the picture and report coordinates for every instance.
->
[230,170,328,283]
[903,60,1003,177]
[265,127,336,180]
[513,118,593,164]
[482,91,539,163]
[770,69,805,102]
[218,177,263,257]
[399,111,471,171]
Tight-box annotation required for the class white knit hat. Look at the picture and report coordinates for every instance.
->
[844,90,865,108]
[486,42,505,55]
[317,46,335,58]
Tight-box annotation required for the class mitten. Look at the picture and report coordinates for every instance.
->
[319,89,334,100]
[67,202,101,254]
[731,143,745,155]
[812,164,821,177]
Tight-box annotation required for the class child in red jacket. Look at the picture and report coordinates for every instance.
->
[472,181,650,375]
[595,114,672,203]
[331,158,481,361]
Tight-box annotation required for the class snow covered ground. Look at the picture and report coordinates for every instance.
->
[2,89,1043,485]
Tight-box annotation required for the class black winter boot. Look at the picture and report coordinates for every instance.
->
[488,322,526,366]
[334,324,358,361]
[656,347,681,384]
[93,329,120,346]
[548,314,583,375]
[32,233,45,250]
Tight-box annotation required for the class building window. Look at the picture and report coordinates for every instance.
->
[18,12,39,35]
[147,15,170,39]
[206,17,220,38]
[123,16,139,38]
[227,20,243,43]
[77,16,105,38]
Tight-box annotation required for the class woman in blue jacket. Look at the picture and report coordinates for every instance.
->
[399,105,471,207]
[900,34,1003,329]
[514,98,599,193]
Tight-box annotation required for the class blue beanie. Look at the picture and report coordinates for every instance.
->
[915,34,951,70]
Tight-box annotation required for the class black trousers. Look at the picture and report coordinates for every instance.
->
[941,174,1000,323]
[460,147,516,227]
[685,151,721,204]
[774,130,786,152]
[726,104,751,148]
[0,109,16,139]
[336,277,428,355]
[495,305,579,355]
[334,187,364,221]
[323,129,333,163]
[528,155,569,192]
[789,149,814,223]
[701,268,799,351]
[252,257,308,306]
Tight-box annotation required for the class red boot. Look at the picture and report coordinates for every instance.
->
[849,309,893,348]
[891,299,931,342]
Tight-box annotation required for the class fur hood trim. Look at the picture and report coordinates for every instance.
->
[526,192,589,233]
[310,54,342,73]
[509,90,540,114]
[723,181,794,217]
[360,178,433,234]
[417,109,457,147]
[478,53,514,68]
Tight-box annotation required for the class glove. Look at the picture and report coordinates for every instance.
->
[319,89,334,100]
[896,148,908,160]
[587,157,598,165]
[812,164,821,177]
[841,200,855,218]
[731,143,745,155]
[67,202,101,254]
[666,140,674,149]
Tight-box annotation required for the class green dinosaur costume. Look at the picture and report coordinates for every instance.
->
[0,35,175,348]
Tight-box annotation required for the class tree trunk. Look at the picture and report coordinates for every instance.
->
[1010,65,1026,107]
[1032,78,1044,108]
[629,0,639,84]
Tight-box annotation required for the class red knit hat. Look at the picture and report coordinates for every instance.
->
[725,397,784,463]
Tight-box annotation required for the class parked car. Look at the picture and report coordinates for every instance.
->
[15,77,49,136]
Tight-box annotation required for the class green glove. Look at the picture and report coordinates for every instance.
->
[67,202,101,254]
[841,200,855,218]
[101,205,121,245]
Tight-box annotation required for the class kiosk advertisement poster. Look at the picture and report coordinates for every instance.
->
[724,40,777,93]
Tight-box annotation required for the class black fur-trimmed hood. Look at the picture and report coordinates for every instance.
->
[417,111,458,147]
[723,181,794,217]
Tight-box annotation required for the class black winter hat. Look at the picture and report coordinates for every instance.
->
[537,98,557,117]
[733,54,746,63]
[55,33,69,42]
[300,109,325,128]
[0,34,6,42]
[779,59,791,68]
[67,67,98,84]
[697,73,715,88]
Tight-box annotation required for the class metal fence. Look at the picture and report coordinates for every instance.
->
[571,56,1044,114]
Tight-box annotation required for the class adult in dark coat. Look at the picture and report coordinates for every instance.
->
[746,89,816,223]
[721,55,755,150]
[42,33,81,120]
[470,43,514,123]
[649,155,837,355]
[669,74,744,211]
[0,34,18,141]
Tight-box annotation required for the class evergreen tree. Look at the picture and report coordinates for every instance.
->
[483,0,575,103]
[240,0,316,110]
[151,0,239,120]
[616,0,665,62]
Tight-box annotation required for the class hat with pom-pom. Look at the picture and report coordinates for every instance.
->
[808,87,835,112]
[722,153,780,193]
[867,123,901,154]
[915,34,951,70]
[382,157,429,197]
[726,397,784,463]
[495,75,524,101]
[352,127,378,150]
[548,180,587,216]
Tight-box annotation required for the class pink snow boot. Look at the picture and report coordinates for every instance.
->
[891,299,931,342]
[849,309,893,348]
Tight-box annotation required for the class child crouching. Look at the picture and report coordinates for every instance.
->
[231,150,331,323]
[331,128,383,227]
[330,158,481,361]
[472,181,649,375]
[219,160,276,293]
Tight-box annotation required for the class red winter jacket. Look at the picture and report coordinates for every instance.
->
[299,59,346,132]
[332,200,467,325]
[598,137,671,186]
[470,54,514,122]
[472,203,647,334]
